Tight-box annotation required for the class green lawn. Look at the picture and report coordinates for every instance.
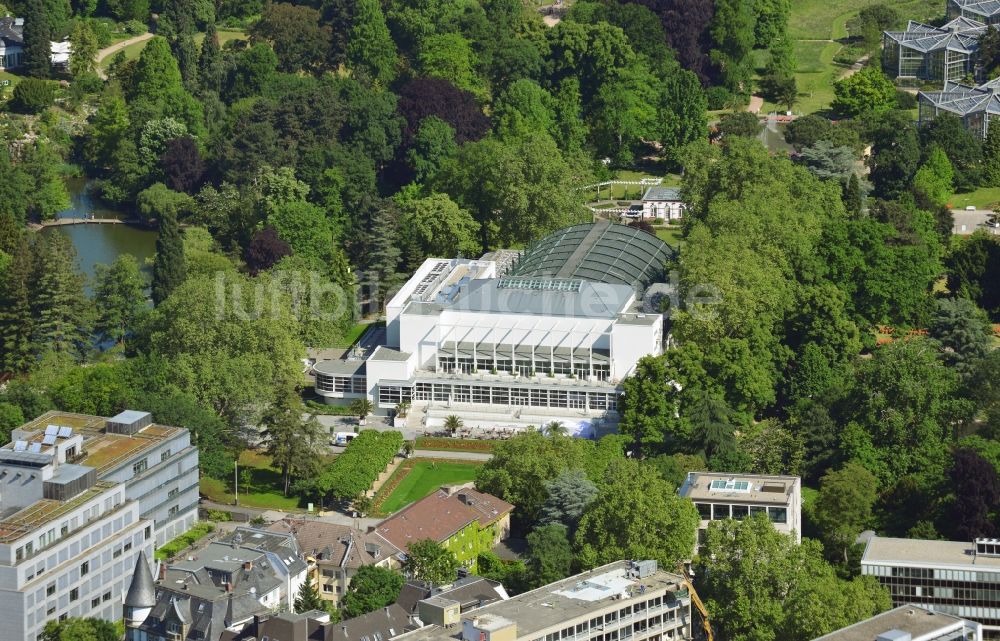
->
[949,188,1000,210]
[764,0,942,115]
[199,450,336,511]
[155,522,215,561]
[98,37,152,70]
[655,226,684,247]
[99,30,247,70]
[332,320,383,349]
[378,460,482,514]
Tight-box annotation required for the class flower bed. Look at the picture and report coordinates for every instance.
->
[415,437,495,452]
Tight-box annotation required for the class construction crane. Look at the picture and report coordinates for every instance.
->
[675,564,713,641]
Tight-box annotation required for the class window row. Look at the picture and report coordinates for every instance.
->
[436,356,610,381]
[379,383,619,411]
[694,503,788,524]
[316,373,366,394]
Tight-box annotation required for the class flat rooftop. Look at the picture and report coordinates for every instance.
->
[396,561,686,641]
[863,536,1000,569]
[812,605,976,641]
[14,411,183,475]
[679,472,799,505]
[0,480,119,543]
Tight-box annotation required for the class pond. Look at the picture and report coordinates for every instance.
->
[758,120,794,156]
[41,177,157,285]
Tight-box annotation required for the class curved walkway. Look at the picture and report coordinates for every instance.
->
[95,32,153,78]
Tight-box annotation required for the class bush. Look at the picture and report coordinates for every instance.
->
[90,18,116,47]
[10,78,56,114]
[896,89,918,109]
[833,45,867,66]
[312,430,404,501]
[705,86,733,110]
[124,19,147,35]
[205,509,232,521]
[154,522,215,561]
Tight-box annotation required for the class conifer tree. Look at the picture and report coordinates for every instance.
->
[843,173,863,216]
[365,202,403,310]
[0,239,37,372]
[294,574,326,613]
[151,208,186,305]
[22,0,52,79]
[94,254,147,348]
[32,232,90,358]
[198,21,223,93]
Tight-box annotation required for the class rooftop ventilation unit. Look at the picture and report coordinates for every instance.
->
[106,410,151,436]
[876,630,912,641]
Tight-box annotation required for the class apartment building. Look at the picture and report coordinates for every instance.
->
[811,604,983,641]
[0,410,199,641]
[678,472,802,544]
[862,536,1000,636]
[397,560,692,641]
[267,518,401,607]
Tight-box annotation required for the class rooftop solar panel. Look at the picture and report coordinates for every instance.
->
[42,434,57,446]
[28,443,42,454]
[44,425,58,436]
[57,427,73,439]
[13,441,26,452]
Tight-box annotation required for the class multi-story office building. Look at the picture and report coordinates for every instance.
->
[678,472,802,544]
[0,410,199,641]
[313,221,674,432]
[811,604,983,641]
[397,560,692,641]
[862,536,1000,636]
[126,527,308,641]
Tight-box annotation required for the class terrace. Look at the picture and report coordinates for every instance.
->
[0,480,119,544]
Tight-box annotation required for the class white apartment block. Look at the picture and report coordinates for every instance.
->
[396,560,693,641]
[679,472,802,544]
[0,410,198,641]
[314,221,674,433]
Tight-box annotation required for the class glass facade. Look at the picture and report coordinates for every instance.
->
[695,503,788,524]
[379,381,619,411]
[530,594,687,641]
[863,562,1000,627]
[315,373,366,395]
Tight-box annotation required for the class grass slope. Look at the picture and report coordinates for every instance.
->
[378,460,481,514]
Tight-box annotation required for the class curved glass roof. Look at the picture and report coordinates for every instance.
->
[509,221,675,291]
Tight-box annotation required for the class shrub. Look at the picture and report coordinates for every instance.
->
[313,430,404,501]
[10,78,56,114]
[896,89,918,109]
[705,86,732,110]
[205,509,232,521]
[124,19,147,35]
[154,522,215,561]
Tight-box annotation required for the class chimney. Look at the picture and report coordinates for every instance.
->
[159,564,167,580]
[244,561,253,571]
[226,582,233,593]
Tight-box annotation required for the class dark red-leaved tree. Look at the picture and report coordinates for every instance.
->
[948,448,1000,541]
[396,77,490,144]
[245,226,292,275]
[628,0,714,83]
[160,136,205,194]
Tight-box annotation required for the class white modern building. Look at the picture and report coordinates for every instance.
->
[314,221,675,433]
[811,604,982,641]
[679,472,802,544]
[0,410,198,641]
[639,187,685,221]
[862,536,1000,636]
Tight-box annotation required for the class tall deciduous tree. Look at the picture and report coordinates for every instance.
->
[618,355,676,456]
[699,515,890,641]
[575,459,699,569]
[832,66,896,118]
[342,566,404,617]
[709,0,756,94]
[94,255,146,348]
[398,192,480,265]
[250,2,331,74]
[984,123,1000,186]
[245,226,292,275]
[948,448,1000,540]
[526,524,574,587]
[347,0,397,83]
[404,539,459,585]
[262,388,324,495]
[151,207,187,305]
[660,70,707,164]
[812,462,877,563]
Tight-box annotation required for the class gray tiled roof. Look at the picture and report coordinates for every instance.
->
[124,550,156,608]
[0,17,23,46]
[884,18,985,54]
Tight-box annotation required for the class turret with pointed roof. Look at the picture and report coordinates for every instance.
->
[125,550,156,610]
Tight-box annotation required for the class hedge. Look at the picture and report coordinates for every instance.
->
[315,429,403,500]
